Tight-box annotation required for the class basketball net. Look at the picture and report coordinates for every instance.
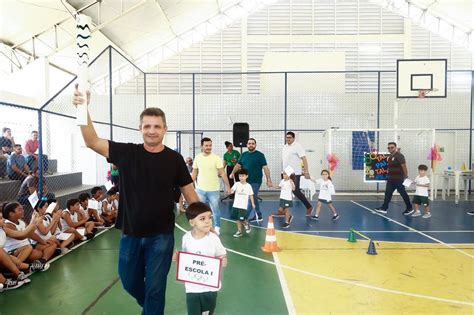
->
[418,89,428,98]
[417,88,438,98]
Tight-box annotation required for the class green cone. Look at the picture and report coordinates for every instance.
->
[347,229,357,242]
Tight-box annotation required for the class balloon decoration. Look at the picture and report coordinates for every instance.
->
[427,144,442,171]
[326,153,340,176]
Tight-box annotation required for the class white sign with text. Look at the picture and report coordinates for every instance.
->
[176,251,222,288]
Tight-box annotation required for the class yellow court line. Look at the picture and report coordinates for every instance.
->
[174,222,474,307]
[277,230,474,314]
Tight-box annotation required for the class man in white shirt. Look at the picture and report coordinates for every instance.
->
[282,132,313,215]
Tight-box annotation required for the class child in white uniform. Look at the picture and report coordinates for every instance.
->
[273,172,295,228]
[411,164,431,218]
[230,169,255,238]
[101,187,118,224]
[311,170,339,221]
[34,199,74,255]
[173,202,227,315]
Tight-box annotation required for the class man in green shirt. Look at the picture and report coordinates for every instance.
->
[223,141,240,198]
[231,138,273,221]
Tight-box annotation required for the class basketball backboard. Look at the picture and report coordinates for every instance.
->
[396,59,447,98]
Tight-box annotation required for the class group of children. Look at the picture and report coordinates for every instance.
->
[231,168,340,237]
[176,163,433,315]
[0,161,432,315]
[0,186,119,292]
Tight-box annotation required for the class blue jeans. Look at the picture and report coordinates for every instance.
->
[118,233,174,315]
[247,182,262,218]
[196,189,221,228]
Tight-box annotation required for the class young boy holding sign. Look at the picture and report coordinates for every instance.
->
[173,202,227,315]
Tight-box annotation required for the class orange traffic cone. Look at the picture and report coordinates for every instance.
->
[261,216,281,252]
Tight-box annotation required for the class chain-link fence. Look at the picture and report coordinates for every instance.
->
[1,46,473,218]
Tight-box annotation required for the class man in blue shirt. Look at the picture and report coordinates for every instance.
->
[7,144,29,181]
[231,138,273,221]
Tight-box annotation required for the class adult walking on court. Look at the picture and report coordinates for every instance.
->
[73,85,199,315]
[231,138,273,221]
[192,137,231,235]
[375,142,413,215]
[282,132,313,215]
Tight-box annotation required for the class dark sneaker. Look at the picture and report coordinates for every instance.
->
[332,214,340,221]
[288,215,294,224]
[0,279,24,292]
[29,260,50,273]
[282,222,290,229]
[17,272,30,284]
[311,215,319,221]
[403,209,415,216]
[249,215,263,222]
[467,211,474,216]
[85,233,95,240]
[375,208,387,214]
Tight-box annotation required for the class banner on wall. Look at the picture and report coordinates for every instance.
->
[352,131,375,170]
[364,152,389,182]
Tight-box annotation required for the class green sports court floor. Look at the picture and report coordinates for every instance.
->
[1,199,473,314]
[0,215,287,315]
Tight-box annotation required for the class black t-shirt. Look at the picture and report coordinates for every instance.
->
[387,152,406,181]
[107,141,192,237]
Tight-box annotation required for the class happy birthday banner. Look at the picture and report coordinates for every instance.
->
[364,152,389,182]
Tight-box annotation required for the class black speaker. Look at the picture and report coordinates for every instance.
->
[233,123,249,147]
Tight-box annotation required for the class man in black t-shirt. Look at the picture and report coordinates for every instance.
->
[0,127,14,155]
[73,85,199,315]
[375,142,413,215]
[0,127,14,178]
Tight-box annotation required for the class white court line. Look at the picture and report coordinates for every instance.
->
[47,227,113,264]
[223,217,473,245]
[291,230,474,233]
[174,223,473,307]
[273,252,297,315]
[222,217,266,230]
[350,200,474,259]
